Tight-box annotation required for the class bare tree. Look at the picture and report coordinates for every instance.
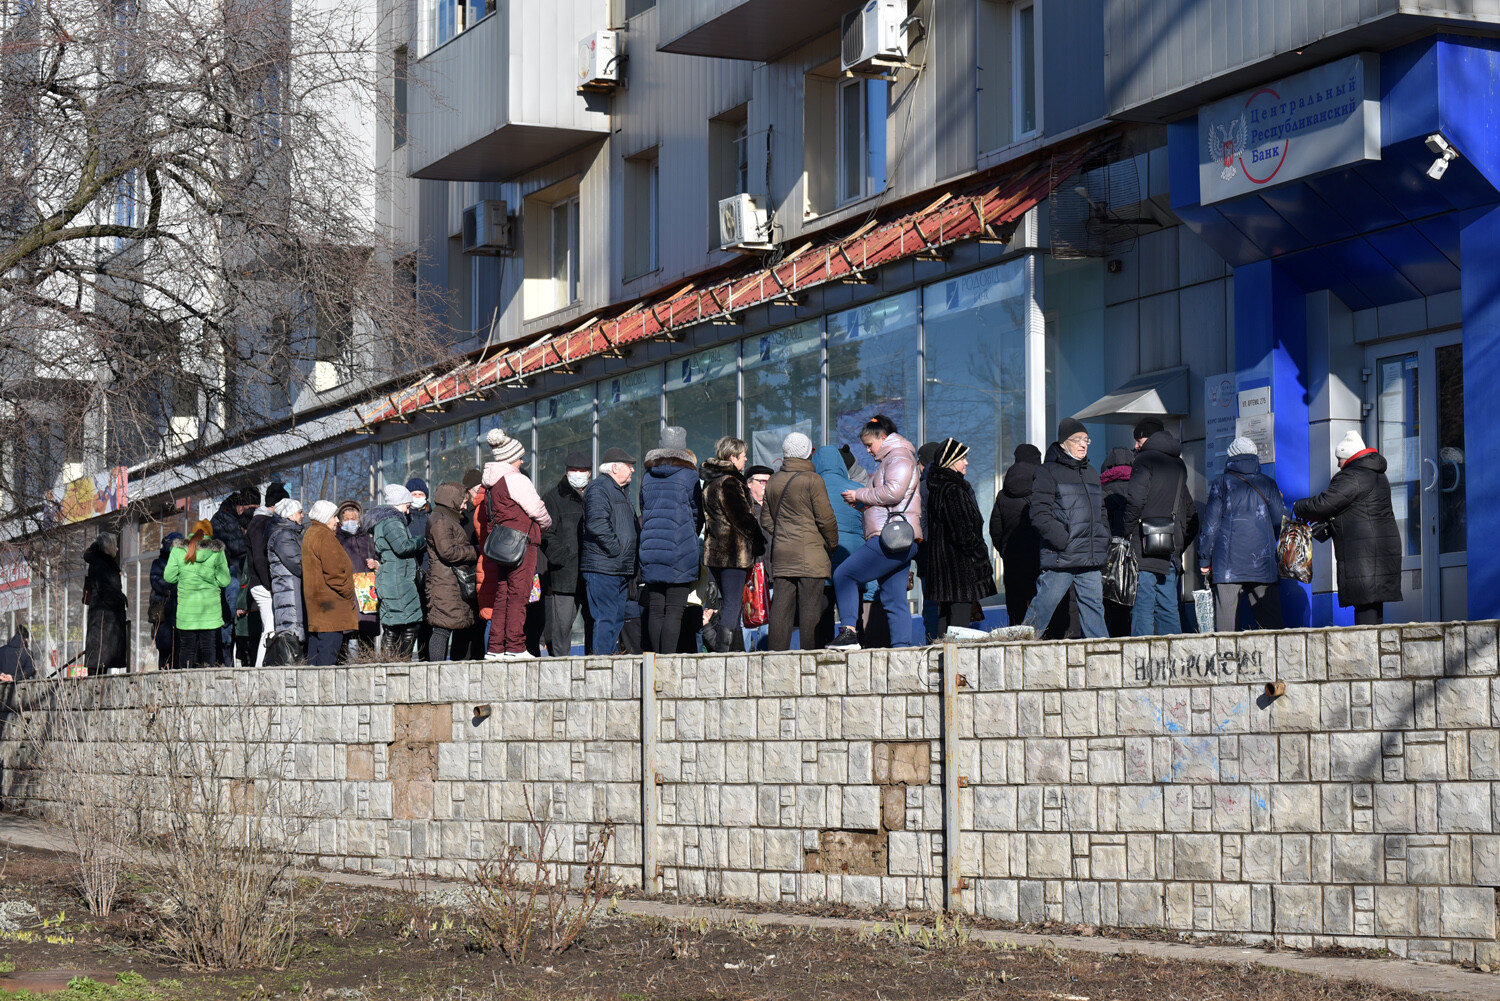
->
[0,0,447,542]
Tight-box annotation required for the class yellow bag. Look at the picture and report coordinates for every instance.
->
[353,572,379,614]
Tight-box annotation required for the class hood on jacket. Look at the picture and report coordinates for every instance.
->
[701,457,742,482]
[812,445,846,479]
[362,505,404,532]
[1226,453,1262,476]
[1343,450,1388,475]
[872,432,917,464]
[171,537,226,553]
[1137,429,1182,459]
[1002,459,1039,498]
[645,448,698,473]
[1103,446,1135,471]
[432,481,467,513]
[157,532,184,561]
[482,459,521,487]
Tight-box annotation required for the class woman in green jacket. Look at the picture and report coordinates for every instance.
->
[366,483,427,659]
[164,521,232,669]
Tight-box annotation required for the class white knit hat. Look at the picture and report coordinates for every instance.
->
[1227,436,1258,458]
[273,498,302,520]
[307,500,338,525]
[782,431,813,460]
[382,483,413,507]
[1334,430,1367,464]
[487,427,525,465]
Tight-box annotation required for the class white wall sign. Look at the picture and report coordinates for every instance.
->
[1236,414,1276,464]
[1198,53,1381,205]
[1238,386,1271,417]
[1204,372,1238,481]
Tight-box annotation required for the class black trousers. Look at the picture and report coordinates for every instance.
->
[382,623,420,661]
[932,601,974,639]
[1354,603,1384,626]
[644,584,692,653]
[176,628,218,670]
[769,577,826,651]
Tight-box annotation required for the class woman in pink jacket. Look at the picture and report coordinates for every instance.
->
[826,414,922,650]
[481,428,553,660]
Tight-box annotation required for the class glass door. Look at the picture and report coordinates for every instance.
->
[1367,333,1466,622]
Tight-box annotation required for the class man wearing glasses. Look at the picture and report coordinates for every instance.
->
[1020,418,1110,638]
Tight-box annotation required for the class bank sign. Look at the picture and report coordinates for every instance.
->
[1197,53,1380,205]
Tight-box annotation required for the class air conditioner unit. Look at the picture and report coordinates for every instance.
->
[577,30,619,92]
[718,193,772,252]
[312,360,342,393]
[168,416,198,448]
[841,0,907,73]
[462,200,512,256]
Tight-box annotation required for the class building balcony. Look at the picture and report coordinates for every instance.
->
[658,0,855,61]
[407,5,610,182]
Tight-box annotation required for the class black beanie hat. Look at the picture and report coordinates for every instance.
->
[265,481,290,507]
[1056,417,1088,444]
[839,444,857,471]
[1013,443,1042,465]
[917,441,940,467]
[1133,417,1165,440]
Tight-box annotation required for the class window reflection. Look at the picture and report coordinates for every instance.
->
[598,368,661,478]
[665,343,737,463]
[743,320,822,468]
[536,387,593,491]
[828,291,920,473]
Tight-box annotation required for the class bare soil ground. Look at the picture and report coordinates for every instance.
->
[0,842,1457,1001]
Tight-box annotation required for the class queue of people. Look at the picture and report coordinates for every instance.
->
[71,411,1404,672]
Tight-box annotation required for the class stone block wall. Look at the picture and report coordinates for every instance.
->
[3,622,1498,965]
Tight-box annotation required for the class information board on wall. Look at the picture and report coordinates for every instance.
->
[0,558,31,615]
[1204,373,1238,481]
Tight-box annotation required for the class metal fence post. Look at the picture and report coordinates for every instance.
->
[641,651,658,893]
[941,642,963,912]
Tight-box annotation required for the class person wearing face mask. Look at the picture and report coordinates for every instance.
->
[424,481,480,661]
[367,483,427,659]
[405,478,432,658]
[301,500,357,666]
[581,447,639,655]
[1021,418,1110,638]
[539,452,594,657]
[335,499,380,659]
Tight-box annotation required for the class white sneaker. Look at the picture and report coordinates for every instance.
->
[483,652,507,661]
[504,651,537,660]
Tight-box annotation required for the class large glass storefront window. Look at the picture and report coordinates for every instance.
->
[598,368,662,474]
[665,343,737,463]
[923,260,1029,523]
[336,445,376,507]
[536,386,594,490]
[827,291,920,473]
[743,319,822,468]
[304,458,338,506]
[381,435,427,493]
[429,419,480,487]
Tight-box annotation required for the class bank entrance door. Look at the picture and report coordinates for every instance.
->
[1365,332,1467,622]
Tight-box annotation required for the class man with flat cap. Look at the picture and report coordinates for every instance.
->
[581,446,639,655]
[1021,418,1110,639]
[540,451,594,656]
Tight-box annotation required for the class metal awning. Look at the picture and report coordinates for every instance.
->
[1072,365,1190,424]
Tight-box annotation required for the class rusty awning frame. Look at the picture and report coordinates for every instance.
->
[359,137,1112,428]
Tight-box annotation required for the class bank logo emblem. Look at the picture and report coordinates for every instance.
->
[1206,115,1249,181]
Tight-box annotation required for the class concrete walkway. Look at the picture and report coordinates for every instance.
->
[2,813,1496,1000]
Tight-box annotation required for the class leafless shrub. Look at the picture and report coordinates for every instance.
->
[460,796,618,963]
[387,867,445,945]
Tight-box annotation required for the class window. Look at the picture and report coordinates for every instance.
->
[838,77,888,205]
[625,0,655,16]
[429,419,479,486]
[447,234,474,338]
[708,108,749,247]
[742,320,822,468]
[393,46,407,149]
[422,0,494,55]
[665,344,737,462]
[1013,2,1037,138]
[597,368,661,482]
[523,180,581,318]
[536,388,592,490]
[827,292,920,473]
[380,435,427,492]
[624,151,660,280]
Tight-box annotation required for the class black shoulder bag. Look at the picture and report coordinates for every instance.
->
[1140,469,1185,560]
[483,479,530,570]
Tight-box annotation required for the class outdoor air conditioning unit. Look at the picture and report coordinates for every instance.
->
[718,193,772,253]
[168,416,199,448]
[462,200,512,256]
[312,360,342,393]
[841,0,908,73]
[578,30,619,92]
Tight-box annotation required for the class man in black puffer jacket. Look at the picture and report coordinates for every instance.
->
[1294,430,1401,624]
[1021,418,1109,638]
[1122,418,1200,637]
[211,487,255,664]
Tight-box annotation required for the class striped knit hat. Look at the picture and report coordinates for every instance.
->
[487,427,524,465]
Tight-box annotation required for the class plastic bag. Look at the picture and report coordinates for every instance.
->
[1193,582,1215,633]
[352,572,379,614]
[1103,535,1139,605]
[742,563,769,628]
[1278,519,1314,583]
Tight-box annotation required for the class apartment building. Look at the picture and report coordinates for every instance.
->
[7,0,1500,667]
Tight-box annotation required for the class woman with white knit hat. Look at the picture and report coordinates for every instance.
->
[1198,436,1288,632]
[481,427,552,659]
[1293,430,1402,624]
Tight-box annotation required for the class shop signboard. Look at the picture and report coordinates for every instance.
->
[0,558,30,615]
[1197,53,1380,205]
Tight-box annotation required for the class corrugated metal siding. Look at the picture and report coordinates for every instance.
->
[1042,0,1105,136]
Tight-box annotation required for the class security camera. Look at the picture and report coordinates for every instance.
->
[1425,133,1459,180]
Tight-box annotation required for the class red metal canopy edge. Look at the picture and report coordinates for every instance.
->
[359,141,1103,427]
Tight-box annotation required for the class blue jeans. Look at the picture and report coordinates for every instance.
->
[1023,569,1107,639]
[307,631,345,667]
[1131,567,1180,636]
[832,537,917,647]
[221,571,241,665]
[583,573,629,655]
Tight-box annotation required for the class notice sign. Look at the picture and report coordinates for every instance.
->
[1236,413,1276,464]
[1204,373,1238,481]
[0,558,31,615]
[1198,53,1380,205]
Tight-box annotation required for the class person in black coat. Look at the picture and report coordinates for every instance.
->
[83,532,128,672]
[1100,446,1136,637]
[211,488,254,665]
[539,451,594,656]
[925,439,997,637]
[1020,419,1110,638]
[1122,418,1200,637]
[149,532,184,669]
[581,447,640,655]
[992,444,1078,638]
[1294,431,1402,624]
[0,625,36,681]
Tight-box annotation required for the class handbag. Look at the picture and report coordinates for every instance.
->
[1103,535,1138,605]
[1229,471,1312,582]
[451,562,478,603]
[1140,469,1185,560]
[265,630,304,667]
[877,471,918,554]
[483,479,529,570]
[742,562,769,628]
[352,571,379,614]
